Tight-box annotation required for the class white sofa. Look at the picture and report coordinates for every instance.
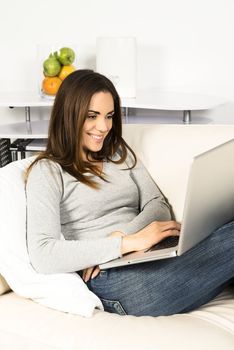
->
[0,124,234,350]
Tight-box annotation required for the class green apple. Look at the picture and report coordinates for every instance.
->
[58,47,75,65]
[43,54,61,77]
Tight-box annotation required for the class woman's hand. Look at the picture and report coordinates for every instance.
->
[83,221,180,280]
[82,265,100,282]
[113,221,181,255]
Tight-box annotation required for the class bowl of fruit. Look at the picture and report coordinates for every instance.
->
[38,45,77,99]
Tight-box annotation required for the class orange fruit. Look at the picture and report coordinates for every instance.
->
[58,65,76,81]
[42,77,62,96]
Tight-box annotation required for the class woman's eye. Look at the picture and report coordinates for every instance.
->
[87,114,114,119]
[106,114,114,119]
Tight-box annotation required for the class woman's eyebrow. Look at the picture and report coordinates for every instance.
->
[88,110,115,115]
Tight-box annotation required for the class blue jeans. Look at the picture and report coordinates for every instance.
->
[87,221,234,316]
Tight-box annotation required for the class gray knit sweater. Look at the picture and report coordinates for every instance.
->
[26,155,171,274]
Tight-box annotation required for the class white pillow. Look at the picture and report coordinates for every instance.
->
[0,157,103,317]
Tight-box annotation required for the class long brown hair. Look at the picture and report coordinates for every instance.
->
[26,69,136,188]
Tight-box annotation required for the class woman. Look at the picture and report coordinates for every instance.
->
[26,69,234,317]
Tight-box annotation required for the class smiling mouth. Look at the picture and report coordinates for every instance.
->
[88,133,105,142]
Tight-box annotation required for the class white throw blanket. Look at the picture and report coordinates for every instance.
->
[0,158,103,317]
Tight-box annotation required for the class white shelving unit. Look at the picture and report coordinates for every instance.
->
[0,91,53,123]
[0,120,49,139]
[0,90,227,162]
[0,90,227,127]
[121,90,226,123]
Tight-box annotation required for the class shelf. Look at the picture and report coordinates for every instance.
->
[121,90,227,111]
[0,90,226,110]
[0,120,49,138]
[0,90,228,164]
[25,138,47,151]
[0,91,53,107]
[0,90,228,124]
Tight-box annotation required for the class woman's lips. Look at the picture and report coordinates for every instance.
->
[88,133,104,142]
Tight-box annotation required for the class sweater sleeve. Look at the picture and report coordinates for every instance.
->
[118,158,172,235]
[26,160,122,274]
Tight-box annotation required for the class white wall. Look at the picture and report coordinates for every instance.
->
[0,0,234,124]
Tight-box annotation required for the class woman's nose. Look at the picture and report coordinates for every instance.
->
[96,117,109,132]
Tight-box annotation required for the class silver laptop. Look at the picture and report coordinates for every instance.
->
[100,139,234,270]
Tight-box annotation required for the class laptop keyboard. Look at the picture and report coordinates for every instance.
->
[146,236,179,252]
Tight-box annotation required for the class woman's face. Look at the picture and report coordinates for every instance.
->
[81,91,114,157]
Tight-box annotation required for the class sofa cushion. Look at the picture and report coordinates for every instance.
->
[0,124,233,320]
[0,287,233,350]
[0,274,10,295]
[0,157,103,317]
